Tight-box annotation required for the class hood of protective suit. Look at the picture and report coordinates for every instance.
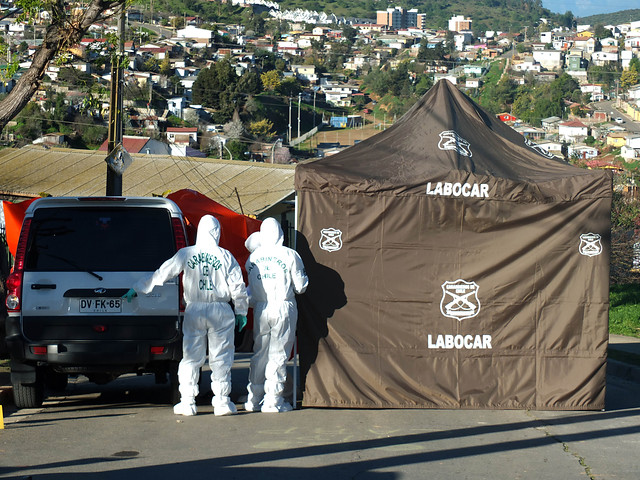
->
[245,231,262,253]
[196,215,221,247]
[259,217,284,247]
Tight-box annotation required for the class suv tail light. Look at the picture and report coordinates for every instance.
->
[5,218,31,311]
[172,217,187,312]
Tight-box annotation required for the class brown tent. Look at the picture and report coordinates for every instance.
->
[294,80,612,410]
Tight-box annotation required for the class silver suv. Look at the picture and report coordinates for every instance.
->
[4,197,188,408]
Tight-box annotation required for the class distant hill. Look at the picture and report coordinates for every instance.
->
[579,9,640,24]
[278,0,555,31]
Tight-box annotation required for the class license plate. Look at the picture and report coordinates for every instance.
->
[79,298,122,313]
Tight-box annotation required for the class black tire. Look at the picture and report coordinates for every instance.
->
[12,375,45,409]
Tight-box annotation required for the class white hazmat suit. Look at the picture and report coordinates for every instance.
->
[244,218,308,413]
[133,215,248,416]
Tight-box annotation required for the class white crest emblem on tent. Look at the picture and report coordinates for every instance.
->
[524,138,555,159]
[579,233,602,257]
[440,279,480,320]
[319,227,343,252]
[438,130,473,157]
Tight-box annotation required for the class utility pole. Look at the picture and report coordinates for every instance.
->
[297,92,301,139]
[313,87,317,127]
[106,6,126,196]
[288,97,292,144]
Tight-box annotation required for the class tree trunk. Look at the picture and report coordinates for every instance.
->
[0,0,125,132]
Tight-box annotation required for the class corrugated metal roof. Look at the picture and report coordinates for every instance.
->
[0,146,295,216]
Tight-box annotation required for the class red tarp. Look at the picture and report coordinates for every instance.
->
[167,189,261,273]
[2,197,37,258]
[2,190,261,271]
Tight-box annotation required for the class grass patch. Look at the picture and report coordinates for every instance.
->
[609,284,640,338]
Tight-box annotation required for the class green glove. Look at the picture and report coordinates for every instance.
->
[235,314,247,332]
[122,288,137,303]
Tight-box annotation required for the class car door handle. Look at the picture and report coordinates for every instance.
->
[31,284,57,290]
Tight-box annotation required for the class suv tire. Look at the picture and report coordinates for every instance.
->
[12,371,45,409]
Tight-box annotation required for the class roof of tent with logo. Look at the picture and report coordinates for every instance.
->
[295,79,610,201]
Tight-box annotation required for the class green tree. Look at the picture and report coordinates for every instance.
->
[13,101,44,140]
[341,24,357,45]
[260,70,281,92]
[276,77,302,97]
[159,56,172,76]
[418,41,446,62]
[248,118,275,139]
[226,140,248,160]
[142,57,160,73]
[192,59,238,110]
[415,75,433,97]
[621,67,639,90]
[594,24,612,39]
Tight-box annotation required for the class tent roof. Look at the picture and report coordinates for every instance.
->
[295,80,610,201]
[0,145,295,216]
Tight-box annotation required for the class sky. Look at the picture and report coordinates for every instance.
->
[542,0,639,18]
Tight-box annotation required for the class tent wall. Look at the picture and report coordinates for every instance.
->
[297,180,610,409]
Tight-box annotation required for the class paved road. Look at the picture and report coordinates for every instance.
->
[1,346,640,480]
[594,99,640,133]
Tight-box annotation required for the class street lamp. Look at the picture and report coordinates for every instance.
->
[271,138,282,163]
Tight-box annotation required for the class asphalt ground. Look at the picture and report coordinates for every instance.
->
[0,335,639,479]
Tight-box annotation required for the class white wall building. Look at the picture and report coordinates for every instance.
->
[532,50,564,70]
[591,51,619,66]
[559,120,588,142]
[177,25,215,40]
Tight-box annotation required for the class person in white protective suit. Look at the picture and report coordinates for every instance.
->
[244,217,308,413]
[124,215,248,417]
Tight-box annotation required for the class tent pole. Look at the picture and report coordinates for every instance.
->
[293,192,298,409]
[293,338,298,409]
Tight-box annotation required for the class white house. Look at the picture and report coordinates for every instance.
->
[591,51,619,66]
[622,135,640,161]
[624,36,640,48]
[628,85,640,101]
[177,25,215,40]
[532,50,564,70]
[568,144,598,160]
[534,140,564,157]
[167,97,187,118]
[558,120,589,142]
[465,78,482,88]
[621,50,635,70]
[600,37,618,47]
[166,127,198,146]
[581,84,604,101]
[512,60,541,72]
[291,64,318,84]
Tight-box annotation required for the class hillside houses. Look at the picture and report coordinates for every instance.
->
[0,1,638,166]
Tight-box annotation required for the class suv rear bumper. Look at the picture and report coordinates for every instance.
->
[5,314,182,368]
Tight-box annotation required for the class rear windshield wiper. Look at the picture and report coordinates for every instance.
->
[38,251,104,281]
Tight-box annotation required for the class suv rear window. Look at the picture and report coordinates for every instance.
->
[25,207,176,272]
